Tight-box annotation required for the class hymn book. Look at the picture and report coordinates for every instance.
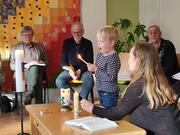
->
[24,62,45,69]
[64,116,118,132]
[62,65,75,73]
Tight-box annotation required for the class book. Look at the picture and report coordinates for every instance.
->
[172,72,180,80]
[62,65,75,73]
[64,116,118,132]
[24,62,46,69]
[62,66,73,71]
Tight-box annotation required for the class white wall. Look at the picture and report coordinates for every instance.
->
[81,0,106,58]
[139,0,180,53]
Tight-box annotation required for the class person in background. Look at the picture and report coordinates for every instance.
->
[81,41,180,135]
[87,26,120,108]
[148,25,179,85]
[56,21,94,99]
[9,25,48,105]
[0,54,5,85]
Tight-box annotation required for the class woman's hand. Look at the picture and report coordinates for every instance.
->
[80,99,94,113]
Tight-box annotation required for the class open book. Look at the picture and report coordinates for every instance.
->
[62,66,75,72]
[64,116,118,132]
[24,62,45,69]
[172,72,180,80]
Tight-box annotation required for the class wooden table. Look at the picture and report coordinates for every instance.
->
[25,103,146,135]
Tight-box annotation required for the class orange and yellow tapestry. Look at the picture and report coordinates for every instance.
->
[0,0,80,90]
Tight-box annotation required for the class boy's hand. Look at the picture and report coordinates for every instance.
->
[87,63,97,72]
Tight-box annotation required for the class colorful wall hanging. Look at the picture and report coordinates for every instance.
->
[0,0,80,90]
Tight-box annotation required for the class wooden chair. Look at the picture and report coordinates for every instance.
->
[42,69,49,103]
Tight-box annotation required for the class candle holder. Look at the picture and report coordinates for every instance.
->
[60,88,72,111]
[73,111,80,119]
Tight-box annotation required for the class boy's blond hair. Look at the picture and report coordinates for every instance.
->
[97,25,120,44]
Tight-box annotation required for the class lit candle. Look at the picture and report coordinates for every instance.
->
[77,54,88,65]
[74,91,79,113]
[15,50,25,92]
[60,88,70,107]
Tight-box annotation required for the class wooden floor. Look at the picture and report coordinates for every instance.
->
[0,109,31,135]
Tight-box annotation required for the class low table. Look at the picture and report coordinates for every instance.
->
[25,103,146,135]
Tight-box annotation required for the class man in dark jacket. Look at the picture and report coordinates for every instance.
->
[148,25,179,85]
[56,22,94,99]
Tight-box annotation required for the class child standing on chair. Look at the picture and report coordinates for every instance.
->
[87,26,120,109]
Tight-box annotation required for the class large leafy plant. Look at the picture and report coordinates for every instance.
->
[112,18,148,53]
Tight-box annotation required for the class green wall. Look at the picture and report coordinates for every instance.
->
[107,0,139,25]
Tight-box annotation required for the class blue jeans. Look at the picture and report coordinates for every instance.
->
[98,90,119,109]
[56,70,94,99]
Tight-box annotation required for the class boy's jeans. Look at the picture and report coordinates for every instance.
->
[98,90,119,109]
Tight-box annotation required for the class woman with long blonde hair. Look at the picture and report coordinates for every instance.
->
[81,41,180,135]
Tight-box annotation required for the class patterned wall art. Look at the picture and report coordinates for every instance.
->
[0,0,80,90]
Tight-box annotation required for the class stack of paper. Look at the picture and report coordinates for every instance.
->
[65,116,118,132]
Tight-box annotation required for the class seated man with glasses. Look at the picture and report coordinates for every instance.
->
[56,21,94,100]
[9,25,48,105]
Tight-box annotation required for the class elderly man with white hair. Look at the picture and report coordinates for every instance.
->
[148,24,179,85]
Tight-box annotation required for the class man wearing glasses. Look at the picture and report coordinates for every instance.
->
[56,21,94,100]
[9,25,48,105]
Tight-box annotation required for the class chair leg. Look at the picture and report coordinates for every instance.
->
[90,88,94,104]
[43,86,49,103]
[47,88,49,103]
[43,86,46,103]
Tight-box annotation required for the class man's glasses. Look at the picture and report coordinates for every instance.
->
[72,31,82,35]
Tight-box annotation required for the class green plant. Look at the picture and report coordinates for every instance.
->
[112,18,148,53]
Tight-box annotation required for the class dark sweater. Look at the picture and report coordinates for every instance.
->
[61,37,94,73]
[93,78,180,135]
[158,38,179,85]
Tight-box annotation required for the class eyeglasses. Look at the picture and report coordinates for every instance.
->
[72,31,82,35]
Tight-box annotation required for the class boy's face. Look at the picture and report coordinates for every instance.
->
[96,33,114,54]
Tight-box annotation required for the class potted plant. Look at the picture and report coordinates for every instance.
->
[112,18,148,53]
[112,18,148,83]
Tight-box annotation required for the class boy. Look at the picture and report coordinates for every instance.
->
[87,26,120,108]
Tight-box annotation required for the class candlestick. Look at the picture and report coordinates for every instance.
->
[77,54,88,65]
[73,91,79,113]
[15,50,25,92]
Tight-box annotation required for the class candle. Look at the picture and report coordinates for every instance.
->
[60,88,70,107]
[73,91,79,113]
[77,54,88,65]
[15,50,25,92]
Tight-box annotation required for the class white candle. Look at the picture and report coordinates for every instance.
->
[73,91,79,112]
[60,88,70,106]
[77,54,88,65]
[15,50,25,92]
